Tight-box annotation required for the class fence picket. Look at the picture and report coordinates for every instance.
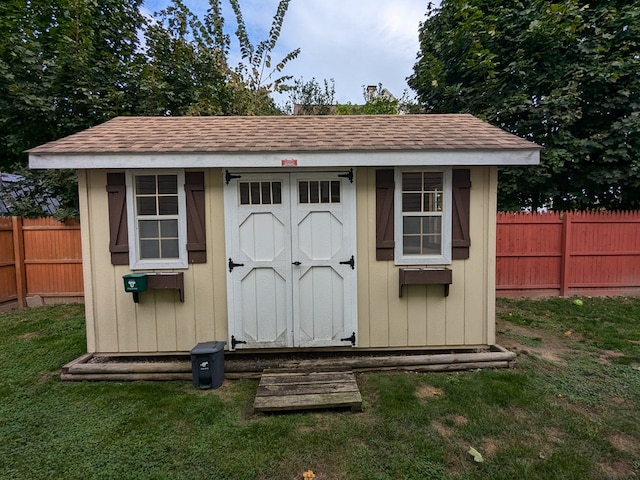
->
[0,217,83,309]
[496,211,640,297]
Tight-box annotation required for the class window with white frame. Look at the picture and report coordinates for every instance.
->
[127,171,188,269]
[394,168,452,265]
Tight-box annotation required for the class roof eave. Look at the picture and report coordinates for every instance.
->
[29,149,540,170]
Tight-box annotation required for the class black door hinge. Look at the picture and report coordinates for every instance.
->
[339,255,355,269]
[338,168,354,183]
[231,335,247,349]
[228,258,245,272]
[340,332,356,346]
[225,170,241,184]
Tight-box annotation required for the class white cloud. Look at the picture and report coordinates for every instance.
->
[143,0,432,105]
[274,0,428,103]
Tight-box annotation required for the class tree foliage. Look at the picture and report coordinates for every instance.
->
[336,85,420,115]
[286,79,420,115]
[409,0,640,211]
[229,0,300,114]
[1,0,300,218]
[0,0,144,168]
[133,0,298,117]
[0,167,78,220]
[132,0,233,116]
[0,0,145,217]
[287,77,336,115]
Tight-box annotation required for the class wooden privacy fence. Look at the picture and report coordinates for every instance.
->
[1,212,639,308]
[496,211,640,297]
[0,217,83,309]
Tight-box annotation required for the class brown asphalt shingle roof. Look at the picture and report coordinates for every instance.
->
[28,114,539,154]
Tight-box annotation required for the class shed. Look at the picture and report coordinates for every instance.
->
[28,115,539,355]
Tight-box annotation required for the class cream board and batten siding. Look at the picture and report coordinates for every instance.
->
[356,166,496,349]
[80,165,495,354]
[79,169,228,354]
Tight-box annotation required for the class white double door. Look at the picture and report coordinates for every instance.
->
[224,171,357,349]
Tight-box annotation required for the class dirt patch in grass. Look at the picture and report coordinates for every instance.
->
[543,426,566,445]
[609,433,640,457]
[416,384,443,400]
[482,437,499,457]
[598,461,636,479]
[432,420,455,438]
[497,319,578,364]
[20,332,43,340]
[555,397,602,421]
[432,415,468,439]
[38,371,57,383]
[597,350,626,365]
[450,414,468,426]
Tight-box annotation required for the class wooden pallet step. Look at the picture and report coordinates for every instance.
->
[254,369,362,413]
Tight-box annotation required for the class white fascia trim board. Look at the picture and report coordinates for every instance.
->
[29,149,540,169]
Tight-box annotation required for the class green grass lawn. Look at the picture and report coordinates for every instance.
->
[1,298,639,480]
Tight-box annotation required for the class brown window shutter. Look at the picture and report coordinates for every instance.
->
[451,169,471,260]
[106,172,129,265]
[376,169,395,260]
[185,171,207,263]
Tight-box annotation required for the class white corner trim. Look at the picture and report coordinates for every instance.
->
[29,149,540,170]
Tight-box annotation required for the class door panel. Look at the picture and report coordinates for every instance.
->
[291,172,356,347]
[225,173,292,348]
[297,211,343,260]
[239,267,288,345]
[239,212,286,261]
[297,266,345,345]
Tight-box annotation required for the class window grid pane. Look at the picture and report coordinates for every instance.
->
[134,174,180,260]
[401,171,444,257]
[299,180,341,204]
[402,172,443,213]
[239,181,282,205]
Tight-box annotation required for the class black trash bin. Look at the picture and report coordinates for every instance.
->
[190,341,226,389]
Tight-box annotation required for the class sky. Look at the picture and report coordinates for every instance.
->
[141,0,434,106]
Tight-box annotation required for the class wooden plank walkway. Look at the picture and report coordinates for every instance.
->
[253,370,362,413]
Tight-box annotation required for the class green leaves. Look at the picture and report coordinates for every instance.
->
[1,0,302,218]
[229,0,299,107]
[410,0,640,210]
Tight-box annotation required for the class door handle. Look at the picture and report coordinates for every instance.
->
[292,261,302,266]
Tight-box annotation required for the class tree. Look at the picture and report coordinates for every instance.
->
[0,0,145,218]
[132,0,237,116]
[286,80,420,115]
[229,0,300,115]
[409,0,640,211]
[287,77,336,114]
[1,0,300,218]
[133,0,300,117]
[336,85,421,115]
[0,0,144,168]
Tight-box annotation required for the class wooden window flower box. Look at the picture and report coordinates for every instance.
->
[399,267,452,297]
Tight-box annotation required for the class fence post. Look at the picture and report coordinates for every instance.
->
[559,212,572,296]
[12,216,26,308]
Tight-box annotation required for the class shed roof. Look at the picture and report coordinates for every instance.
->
[30,114,538,154]
[28,115,540,169]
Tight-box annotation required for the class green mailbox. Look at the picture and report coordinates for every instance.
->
[123,273,147,302]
